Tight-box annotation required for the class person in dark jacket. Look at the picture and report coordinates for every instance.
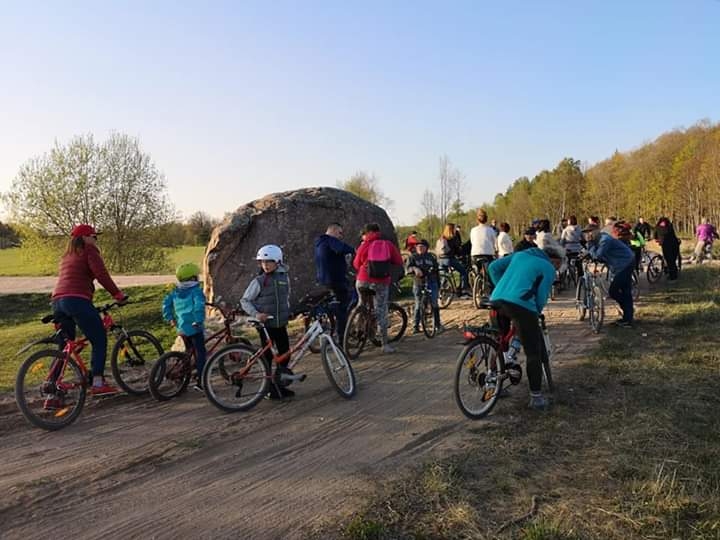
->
[585,224,635,326]
[634,217,652,240]
[515,228,537,252]
[314,223,355,342]
[654,217,680,280]
[51,224,127,400]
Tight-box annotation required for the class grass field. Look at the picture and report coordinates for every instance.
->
[317,265,720,540]
[0,245,206,276]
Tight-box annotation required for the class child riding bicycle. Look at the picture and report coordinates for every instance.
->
[162,262,207,391]
[240,244,295,399]
[407,239,444,334]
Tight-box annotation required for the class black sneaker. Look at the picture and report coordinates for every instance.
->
[279,386,295,398]
[613,319,633,328]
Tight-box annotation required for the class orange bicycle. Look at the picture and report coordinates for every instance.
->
[14,302,159,430]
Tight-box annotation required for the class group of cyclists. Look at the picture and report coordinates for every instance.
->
[42,210,714,416]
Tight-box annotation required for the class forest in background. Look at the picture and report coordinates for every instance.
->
[401,120,720,242]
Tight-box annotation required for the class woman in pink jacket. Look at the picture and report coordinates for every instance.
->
[353,223,403,353]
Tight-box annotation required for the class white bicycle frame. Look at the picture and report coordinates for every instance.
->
[284,319,347,371]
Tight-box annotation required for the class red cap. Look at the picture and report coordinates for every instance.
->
[70,224,99,238]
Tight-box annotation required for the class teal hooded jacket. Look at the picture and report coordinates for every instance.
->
[162,281,206,336]
[488,248,555,314]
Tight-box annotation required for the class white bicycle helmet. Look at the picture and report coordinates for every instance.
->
[256,244,283,263]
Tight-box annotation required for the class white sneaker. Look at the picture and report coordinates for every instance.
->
[382,344,396,354]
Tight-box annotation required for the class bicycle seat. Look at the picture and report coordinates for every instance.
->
[357,286,376,296]
[476,298,494,310]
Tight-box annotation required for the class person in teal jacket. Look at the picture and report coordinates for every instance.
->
[488,241,564,410]
[163,262,207,391]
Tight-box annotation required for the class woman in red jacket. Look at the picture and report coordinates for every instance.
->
[52,224,127,395]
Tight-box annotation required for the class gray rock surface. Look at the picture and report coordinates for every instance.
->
[204,187,397,311]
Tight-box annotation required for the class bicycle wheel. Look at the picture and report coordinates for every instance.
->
[386,302,408,343]
[148,351,192,401]
[421,296,436,338]
[647,254,664,283]
[320,336,356,398]
[15,350,87,431]
[111,329,164,395]
[203,343,270,412]
[590,285,605,333]
[540,331,554,392]
[438,275,455,309]
[576,280,587,321]
[454,335,503,420]
[343,306,368,359]
[472,273,485,309]
[308,312,335,355]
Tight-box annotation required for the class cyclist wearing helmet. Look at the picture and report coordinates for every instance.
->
[241,244,294,399]
[162,262,207,391]
[51,224,127,397]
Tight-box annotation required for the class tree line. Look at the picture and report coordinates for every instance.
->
[487,120,720,236]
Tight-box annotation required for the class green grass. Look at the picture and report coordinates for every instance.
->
[0,245,206,276]
[313,265,720,540]
[167,245,205,272]
[0,247,52,276]
[0,285,177,391]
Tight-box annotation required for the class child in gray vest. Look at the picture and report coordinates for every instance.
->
[240,244,295,399]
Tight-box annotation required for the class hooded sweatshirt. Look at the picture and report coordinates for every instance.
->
[488,248,556,314]
[353,231,403,284]
[696,223,718,243]
[162,281,206,336]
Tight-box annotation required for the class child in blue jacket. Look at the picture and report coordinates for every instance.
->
[162,262,207,391]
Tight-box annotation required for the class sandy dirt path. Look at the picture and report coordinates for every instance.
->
[0,275,176,295]
[0,293,602,539]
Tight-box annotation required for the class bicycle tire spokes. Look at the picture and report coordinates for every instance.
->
[15,350,87,430]
[454,336,503,420]
[203,344,270,412]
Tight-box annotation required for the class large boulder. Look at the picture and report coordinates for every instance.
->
[204,187,397,310]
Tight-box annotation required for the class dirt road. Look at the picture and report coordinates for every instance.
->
[0,294,601,539]
[0,275,176,295]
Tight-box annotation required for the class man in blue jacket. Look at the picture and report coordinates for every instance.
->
[584,223,635,327]
[314,223,355,342]
[488,241,564,410]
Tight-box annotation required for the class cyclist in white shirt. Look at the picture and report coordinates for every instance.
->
[470,209,497,259]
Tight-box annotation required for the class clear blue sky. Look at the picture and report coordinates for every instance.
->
[1,0,718,225]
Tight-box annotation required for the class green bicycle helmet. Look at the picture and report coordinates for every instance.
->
[176,262,201,281]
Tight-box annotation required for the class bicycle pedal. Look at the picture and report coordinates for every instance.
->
[280,372,307,383]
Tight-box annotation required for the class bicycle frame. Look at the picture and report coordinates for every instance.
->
[248,317,332,376]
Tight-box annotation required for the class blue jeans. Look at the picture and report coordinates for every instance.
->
[185,331,207,376]
[439,257,469,290]
[412,278,439,327]
[52,297,107,377]
[609,264,634,323]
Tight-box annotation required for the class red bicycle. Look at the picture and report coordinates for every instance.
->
[453,302,553,420]
[15,302,161,430]
[148,302,252,401]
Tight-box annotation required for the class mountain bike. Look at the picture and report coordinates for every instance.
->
[15,302,158,430]
[202,291,356,412]
[343,285,408,359]
[148,302,252,401]
[645,246,682,283]
[305,282,408,353]
[471,256,494,309]
[415,277,437,338]
[576,258,605,333]
[454,305,552,420]
[437,256,471,309]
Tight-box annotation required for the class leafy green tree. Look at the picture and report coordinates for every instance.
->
[338,171,393,211]
[4,133,174,272]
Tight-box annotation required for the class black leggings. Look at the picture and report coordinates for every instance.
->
[493,301,543,393]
